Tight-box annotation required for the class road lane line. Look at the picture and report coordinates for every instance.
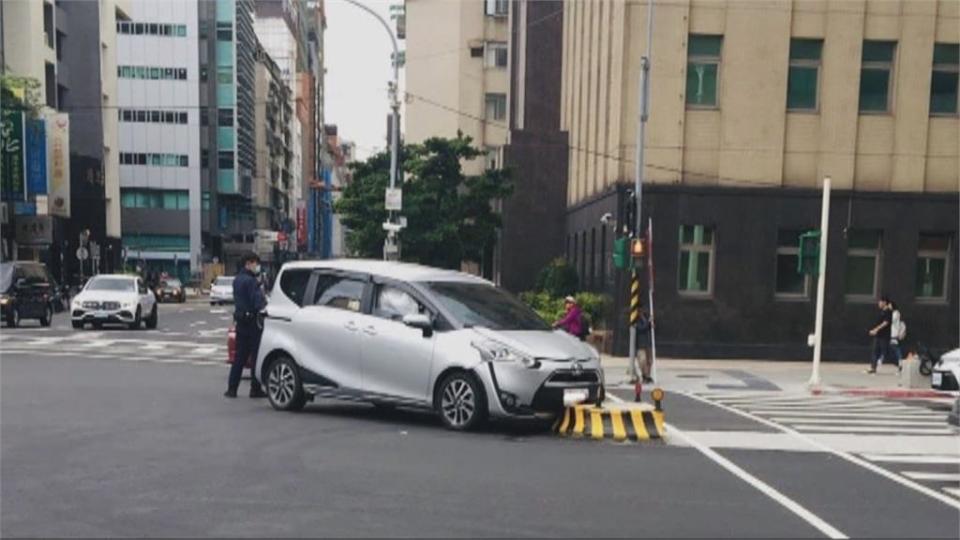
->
[860,455,960,465]
[665,422,847,539]
[789,425,955,435]
[770,417,947,426]
[686,392,960,511]
[747,410,946,419]
[902,472,960,482]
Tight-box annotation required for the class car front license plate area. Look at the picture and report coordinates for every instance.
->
[932,372,943,387]
[563,388,590,406]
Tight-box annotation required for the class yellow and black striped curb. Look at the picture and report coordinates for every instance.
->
[555,404,665,441]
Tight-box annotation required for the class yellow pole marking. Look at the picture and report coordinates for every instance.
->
[652,410,666,436]
[590,409,604,439]
[558,407,572,433]
[610,410,628,441]
[573,406,585,436]
[630,409,650,440]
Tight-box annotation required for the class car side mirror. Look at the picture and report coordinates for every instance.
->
[14,278,27,289]
[402,313,434,338]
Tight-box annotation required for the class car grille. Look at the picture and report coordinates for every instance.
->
[82,301,100,309]
[102,301,121,310]
[547,369,601,385]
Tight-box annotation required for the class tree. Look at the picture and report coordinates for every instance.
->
[335,133,513,269]
[1,74,43,118]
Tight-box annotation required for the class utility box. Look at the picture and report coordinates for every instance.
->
[899,356,930,389]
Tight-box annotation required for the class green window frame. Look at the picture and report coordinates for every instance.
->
[678,225,715,296]
[176,25,187,37]
[859,40,896,113]
[787,39,822,111]
[217,65,233,84]
[844,230,882,300]
[120,190,137,208]
[687,35,722,108]
[775,229,811,299]
[916,233,951,302]
[162,191,178,209]
[931,43,959,116]
[149,67,160,80]
[202,191,211,211]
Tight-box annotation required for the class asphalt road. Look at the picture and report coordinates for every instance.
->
[2,302,958,538]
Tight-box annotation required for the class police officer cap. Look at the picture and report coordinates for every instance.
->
[240,252,261,265]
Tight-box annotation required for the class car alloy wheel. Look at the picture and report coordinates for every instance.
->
[437,373,487,431]
[266,356,306,411]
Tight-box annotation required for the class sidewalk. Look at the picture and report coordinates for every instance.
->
[601,355,951,399]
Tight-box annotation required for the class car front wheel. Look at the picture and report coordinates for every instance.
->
[436,372,487,431]
[6,308,19,328]
[266,355,307,411]
[39,304,53,327]
[128,307,142,330]
[145,304,158,329]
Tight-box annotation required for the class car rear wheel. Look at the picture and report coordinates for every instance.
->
[266,355,307,411]
[128,307,142,330]
[436,372,487,431]
[39,304,53,327]
[145,304,158,329]
[6,308,19,328]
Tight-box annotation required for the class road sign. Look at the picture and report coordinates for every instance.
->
[76,247,89,261]
[385,188,402,211]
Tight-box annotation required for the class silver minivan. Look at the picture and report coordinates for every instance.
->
[256,260,604,430]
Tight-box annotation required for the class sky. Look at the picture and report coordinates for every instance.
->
[324,0,405,160]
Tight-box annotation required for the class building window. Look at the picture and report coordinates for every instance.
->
[931,43,959,115]
[119,153,189,168]
[121,189,189,210]
[678,225,714,295]
[485,42,508,68]
[485,93,506,121]
[844,230,882,300]
[484,146,500,170]
[775,230,810,299]
[45,62,56,108]
[916,233,951,301]
[200,108,209,126]
[470,46,484,58]
[216,22,232,41]
[43,2,54,48]
[218,150,235,169]
[787,38,822,111]
[687,35,722,108]
[201,149,209,168]
[859,40,896,113]
[217,66,233,84]
[484,0,508,17]
[202,191,211,211]
[218,108,234,127]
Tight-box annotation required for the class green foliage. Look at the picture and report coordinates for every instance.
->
[520,290,611,330]
[534,258,580,297]
[1,74,43,118]
[335,133,513,269]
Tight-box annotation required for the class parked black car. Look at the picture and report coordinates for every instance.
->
[0,262,58,327]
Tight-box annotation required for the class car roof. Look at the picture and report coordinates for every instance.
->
[89,274,138,281]
[280,259,492,285]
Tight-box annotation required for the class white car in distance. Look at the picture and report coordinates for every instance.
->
[71,275,158,330]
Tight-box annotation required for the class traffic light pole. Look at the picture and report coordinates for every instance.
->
[809,177,831,387]
[630,0,654,383]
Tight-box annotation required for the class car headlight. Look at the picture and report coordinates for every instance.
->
[472,340,541,369]
[0,295,9,305]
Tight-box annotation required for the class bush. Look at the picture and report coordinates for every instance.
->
[520,290,611,330]
[534,258,579,298]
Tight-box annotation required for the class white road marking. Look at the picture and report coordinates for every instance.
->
[666,422,847,539]
[746,410,946,420]
[770,417,948,427]
[944,488,960,499]
[902,472,960,482]
[789,425,955,435]
[193,346,219,356]
[860,454,960,465]
[687,392,960,511]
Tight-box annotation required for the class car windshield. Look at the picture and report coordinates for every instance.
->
[85,278,136,292]
[423,281,550,331]
[0,264,13,291]
[163,279,182,288]
[215,277,233,287]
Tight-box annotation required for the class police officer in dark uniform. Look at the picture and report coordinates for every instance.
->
[224,252,268,398]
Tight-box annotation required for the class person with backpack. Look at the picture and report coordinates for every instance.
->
[867,295,894,374]
[553,296,587,341]
[889,301,907,372]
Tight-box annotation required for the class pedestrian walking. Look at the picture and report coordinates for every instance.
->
[636,308,654,384]
[225,252,268,399]
[553,296,586,340]
[889,300,907,372]
[866,296,893,374]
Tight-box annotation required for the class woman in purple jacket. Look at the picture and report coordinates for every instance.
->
[553,296,586,340]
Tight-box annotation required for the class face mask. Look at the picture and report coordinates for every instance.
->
[251,264,261,274]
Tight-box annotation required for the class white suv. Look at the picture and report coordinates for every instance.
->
[256,260,603,431]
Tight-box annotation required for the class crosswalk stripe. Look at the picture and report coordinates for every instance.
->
[749,410,946,420]
[944,488,960,498]
[744,404,933,414]
[861,454,960,464]
[791,425,955,434]
[770,417,948,427]
[902,472,960,482]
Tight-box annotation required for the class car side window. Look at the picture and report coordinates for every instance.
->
[279,269,311,307]
[374,286,424,321]
[312,276,365,313]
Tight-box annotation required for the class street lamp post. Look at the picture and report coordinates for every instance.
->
[339,0,402,260]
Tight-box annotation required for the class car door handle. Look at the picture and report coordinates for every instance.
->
[362,326,377,336]
[344,321,359,332]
